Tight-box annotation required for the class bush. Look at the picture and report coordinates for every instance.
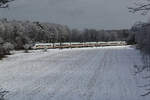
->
[126,33,136,45]
[3,42,14,55]
[0,37,3,44]
[43,47,48,52]
[0,37,5,59]
[23,44,30,53]
[0,45,5,59]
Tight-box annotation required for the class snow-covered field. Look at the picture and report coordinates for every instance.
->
[0,46,150,100]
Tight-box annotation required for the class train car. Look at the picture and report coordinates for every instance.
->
[32,43,53,49]
[32,41,127,49]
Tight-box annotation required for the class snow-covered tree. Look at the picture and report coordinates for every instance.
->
[3,42,14,54]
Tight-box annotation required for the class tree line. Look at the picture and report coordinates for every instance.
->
[0,18,130,58]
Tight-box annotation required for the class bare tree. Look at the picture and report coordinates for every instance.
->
[129,3,150,95]
[128,0,150,15]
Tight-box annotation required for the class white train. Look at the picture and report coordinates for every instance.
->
[32,41,127,49]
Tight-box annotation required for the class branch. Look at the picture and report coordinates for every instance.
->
[138,83,150,88]
[0,0,14,8]
[128,3,150,15]
[141,91,150,96]
[143,76,150,79]
[0,88,9,99]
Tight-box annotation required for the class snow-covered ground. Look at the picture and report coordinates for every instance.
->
[0,46,149,100]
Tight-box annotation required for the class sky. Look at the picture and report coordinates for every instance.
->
[0,0,148,29]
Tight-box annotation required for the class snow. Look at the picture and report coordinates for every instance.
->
[0,46,149,100]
